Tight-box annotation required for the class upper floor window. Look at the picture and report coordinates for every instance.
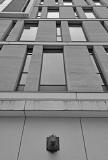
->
[68,23,86,41]
[20,23,38,41]
[47,8,59,18]
[84,11,96,18]
[56,23,62,41]
[93,0,102,5]
[40,0,44,5]
[63,0,73,5]
[37,7,42,18]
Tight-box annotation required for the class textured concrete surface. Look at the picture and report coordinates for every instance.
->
[60,7,76,18]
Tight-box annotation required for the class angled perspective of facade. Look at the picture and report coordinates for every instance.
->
[1,0,108,159]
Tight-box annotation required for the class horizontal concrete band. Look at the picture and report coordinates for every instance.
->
[0,98,108,117]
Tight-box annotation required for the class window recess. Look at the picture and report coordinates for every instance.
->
[63,0,73,5]
[68,23,87,41]
[47,8,59,18]
[56,23,62,41]
[20,23,38,41]
[17,47,33,91]
[37,7,42,18]
[40,0,44,5]
[84,9,96,18]
[40,47,66,92]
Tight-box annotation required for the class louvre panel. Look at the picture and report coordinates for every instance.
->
[0,20,12,41]
[73,0,87,5]
[93,7,108,18]
[25,46,42,92]
[0,45,27,91]
[61,21,71,42]
[36,21,56,41]
[76,7,87,18]
[6,20,24,41]
[83,21,108,42]
[64,46,103,92]
[3,0,29,12]
[93,46,108,86]
[60,7,76,18]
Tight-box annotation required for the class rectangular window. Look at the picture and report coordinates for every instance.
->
[37,7,42,18]
[84,11,96,18]
[17,47,33,91]
[93,0,101,5]
[40,48,66,92]
[20,23,38,41]
[69,24,86,41]
[63,0,73,5]
[47,8,59,18]
[56,23,62,41]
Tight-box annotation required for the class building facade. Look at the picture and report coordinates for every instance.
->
[0,0,108,159]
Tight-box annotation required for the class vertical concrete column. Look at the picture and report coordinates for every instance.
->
[0,20,13,41]
[93,7,108,18]
[6,20,24,41]
[25,45,43,92]
[3,0,29,12]
[83,21,108,41]
[41,7,47,18]
[76,7,87,18]
[64,46,103,92]
[36,21,56,41]
[60,7,76,18]
[29,7,38,18]
[61,21,71,42]
[73,0,87,5]
[93,46,108,86]
[0,45,27,91]
[58,0,63,5]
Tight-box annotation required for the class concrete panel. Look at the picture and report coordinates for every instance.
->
[0,45,27,91]
[83,21,108,42]
[6,21,24,41]
[64,46,103,92]
[19,118,86,160]
[36,21,56,41]
[25,45,42,91]
[93,7,108,19]
[82,118,108,160]
[3,0,29,12]
[58,0,63,4]
[61,21,71,42]
[0,20,12,41]
[100,0,108,5]
[0,100,25,116]
[73,0,87,5]
[41,7,47,18]
[76,7,87,18]
[0,117,24,160]
[44,0,56,5]
[93,46,108,86]
[29,7,38,18]
[34,0,40,5]
[86,0,95,5]
[60,7,76,18]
